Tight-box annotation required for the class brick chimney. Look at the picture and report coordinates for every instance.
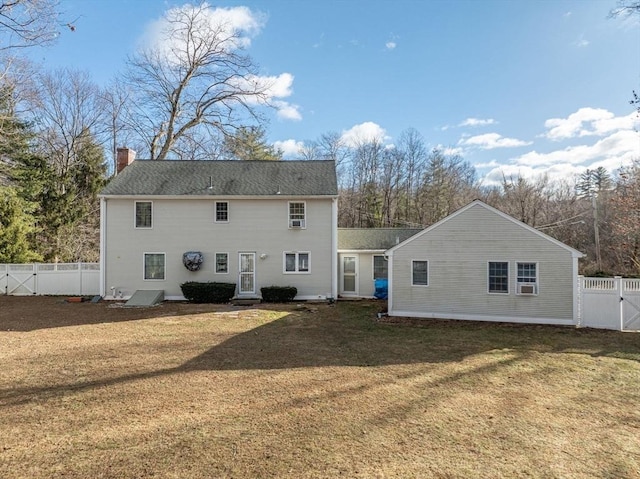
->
[116,147,136,174]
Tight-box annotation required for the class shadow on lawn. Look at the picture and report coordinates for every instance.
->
[1,301,639,406]
[0,296,245,331]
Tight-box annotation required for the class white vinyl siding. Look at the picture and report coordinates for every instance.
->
[104,197,333,298]
[390,203,575,322]
[135,201,152,228]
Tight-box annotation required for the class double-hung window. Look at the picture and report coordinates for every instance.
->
[373,255,388,279]
[284,252,310,273]
[144,253,165,280]
[412,260,428,286]
[289,202,306,228]
[215,253,228,273]
[488,262,509,293]
[215,201,229,223]
[135,201,152,228]
[517,262,538,294]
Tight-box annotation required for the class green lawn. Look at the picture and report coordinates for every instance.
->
[1,297,639,478]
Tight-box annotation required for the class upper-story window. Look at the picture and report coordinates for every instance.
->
[135,201,152,228]
[289,201,306,228]
[215,201,229,223]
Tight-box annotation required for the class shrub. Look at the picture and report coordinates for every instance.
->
[180,282,236,303]
[260,286,297,303]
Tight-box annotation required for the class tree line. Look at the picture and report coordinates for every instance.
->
[0,1,638,276]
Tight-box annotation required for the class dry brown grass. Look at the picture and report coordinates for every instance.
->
[1,296,639,478]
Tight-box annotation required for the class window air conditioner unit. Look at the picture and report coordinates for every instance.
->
[290,219,303,228]
[518,283,536,295]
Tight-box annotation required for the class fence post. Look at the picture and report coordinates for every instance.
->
[79,262,83,296]
[577,275,583,327]
[616,276,623,331]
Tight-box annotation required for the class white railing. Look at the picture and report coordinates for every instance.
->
[581,277,616,291]
[0,263,100,296]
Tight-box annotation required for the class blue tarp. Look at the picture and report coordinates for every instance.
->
[374,278,388,300]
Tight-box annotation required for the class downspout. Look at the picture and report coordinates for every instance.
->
[99,197,106,297]
[331,197,338,300]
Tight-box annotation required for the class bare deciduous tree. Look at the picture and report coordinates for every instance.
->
[30,68,106,178]
[0,0,60,51]
[124,3,274,160]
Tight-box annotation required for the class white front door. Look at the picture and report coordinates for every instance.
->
[239,253,256,295]
[341,255,358,296]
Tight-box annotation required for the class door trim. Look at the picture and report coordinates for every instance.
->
[340,254,358,296]
[238,252,256,296]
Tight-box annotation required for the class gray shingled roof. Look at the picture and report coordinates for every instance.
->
[100,160,338,197]
[338,228,423,250]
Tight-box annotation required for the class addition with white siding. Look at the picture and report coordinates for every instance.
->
[386,200,584,325]
[337,228,422,298]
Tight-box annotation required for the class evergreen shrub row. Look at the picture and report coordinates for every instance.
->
[180,282,236,303]
[260,286,297,303]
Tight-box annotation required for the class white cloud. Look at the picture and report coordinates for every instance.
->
[141,4,266,58]
[515,130,639,167]
[385,41,397,50]
[459,133,532,150]
[573,35,589,47]
[273,139,304,157]
[459,117,497,127]
[544,108,638,140]
[274,101,302,121]
[232,72,301,121]
[480,129,639,186]
[340,122,389,147]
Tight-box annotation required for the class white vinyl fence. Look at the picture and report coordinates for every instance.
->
[0,263,100,296]
[579,276,640,331]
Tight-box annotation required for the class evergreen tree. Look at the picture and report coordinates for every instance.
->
[0,186,41,263]
[223,126,282,161]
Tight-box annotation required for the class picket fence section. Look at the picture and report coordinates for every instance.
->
[579,276,640,331]
[0,263,100,296]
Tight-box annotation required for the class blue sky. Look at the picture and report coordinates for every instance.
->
[29,0,640,185]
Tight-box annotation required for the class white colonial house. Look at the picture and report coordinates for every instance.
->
[386,200,584,325]
[99,149,338,300]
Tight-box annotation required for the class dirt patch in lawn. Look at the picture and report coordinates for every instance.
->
[1,296,639,479]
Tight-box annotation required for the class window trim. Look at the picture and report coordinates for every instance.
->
[288,201,306,229]
[134,201,153,229]
[487,261,509,294]
[215,252,229,274]
[283,251,311,274]
[516,261,539,295]
[372,254,388,280]
[411,259,429,287]
[214,201,229,223]
[143,252,166,281]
